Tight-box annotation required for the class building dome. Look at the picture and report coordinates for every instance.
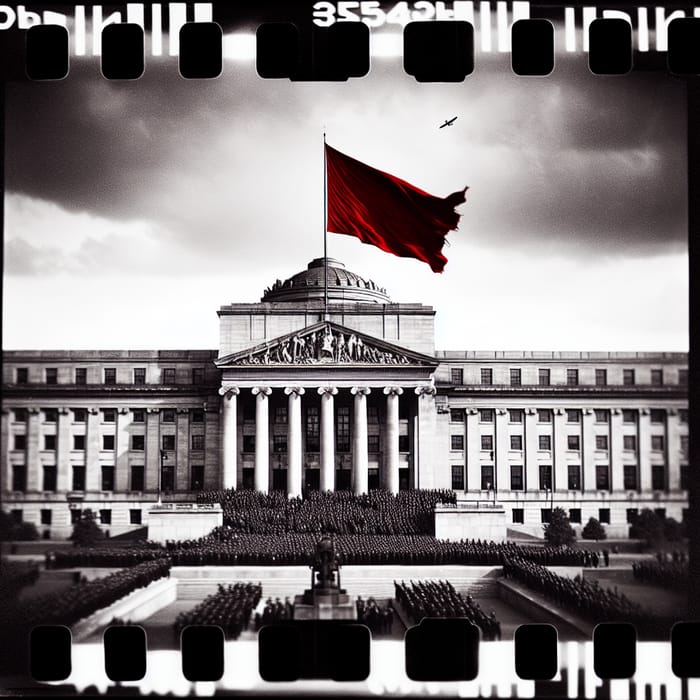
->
[261,258,391,303]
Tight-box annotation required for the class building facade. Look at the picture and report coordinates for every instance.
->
[2,258,689,538]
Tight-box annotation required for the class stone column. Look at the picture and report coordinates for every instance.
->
[638,409,651,492]
[351,387,371,495]
[524,408,538,492]
[667,409,681,491]
[582,409,595,493]
[252,387,272,493]
[609,409,625,492]
[383,386,403,494]
[465,408,480,493]
[494,408,509,494]
[318,386,337,492]
[285,386,305,498]
[86,408,101,492]
[57,407,72,493]
[553,408,567,493]
[176,408,189,491]
[115,408,130,492]
[219,386,239,490]
[415,385,437,490]
[1,408,12,492]
[26,408,41,492]
[146,408,160,492]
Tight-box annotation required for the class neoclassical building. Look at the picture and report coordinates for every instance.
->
[1,258,689,538]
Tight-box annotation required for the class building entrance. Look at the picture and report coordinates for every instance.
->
[242,468,255,490]
[336,469,351,490]
[304,468,320,491]
[272,468,287,491]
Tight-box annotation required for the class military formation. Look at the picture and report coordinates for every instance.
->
[356,596,395,634]
[632,557,688,592]
[394,580,501,641]
[253,596,295,628]
[173,582,261,641]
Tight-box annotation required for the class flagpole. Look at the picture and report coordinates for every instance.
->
[323,131,329,320]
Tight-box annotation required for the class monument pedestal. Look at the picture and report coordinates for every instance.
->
[293,592,357,620]
[147,503,222,543]
[434,502,507,542]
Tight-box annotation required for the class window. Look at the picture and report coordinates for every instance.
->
[479,409,494,423]
[539,465,552,490]
[162,368,176,384]
[73,408,87,423]
[13,435,26,450]
[596,435,608,450]
[567,435,580,451]
[650,409,665,424]
[594,409,609,423]
[512,508,524,524]
[162,409,175,423]
[509,409,523,424]
[541,508,552,524]
[368,434,380,452]
[42,466,57,492]
[191,434,205,450]
[679,409,688,424]
[70,509,82,525]
[161,465,175,491]
[566,409,581,423]
[368,406,379,424]
[538,409,552,423]
[626,508,638,524]
[681,464,688,491]
[104,368,116,385]
[44,408,57,423]
[622,409,636,424]
[12,465,26,491]
[623,369,635,386]
[336,406,350,452]
[131,465,145,491]
[451,368,463,384]
[133,368,146,385]
[41,509,52,525]
[99,509,112,525]
[623,435,636,451]
[101,466,114,491]
[306,406,320,451]
[598,508,610,524]
[564,464,579,490]
[75,368,87,385]
[13,408,27,423]
[481,465,494,490]
[129,409,145,424]
[539,435,551,450]
[451,435,464,451]
[273,434,287,453]
[566,369,579,386]
[274,406,288,424]
[129,509,142,525]
[190,465,204,491]
[595,465,610,491]
[651,435,664,451]
[678,369,688,386]
[73,435,85,450]
[131,434,145,450]
[652,464,666,491]
[481,435,493,451]
[480,368,493,385]
[451,465,464,490]
[191,409,205,424]
[72,466,86,491]
[399,435,410,452]
[510,369,522,386]
[243,435,255,452]
[16,367,28,384]
[46,368,58,385]
[595,369,607,386]
[510,435,523,450]
[650,369,663,386]
[567,508,581,524]
[538,369,550,386]
[192,368,205,385]
[162,434,175,451]
[102,409,116,423]
[680,435,689,455]
[44,435,56,450]
[450,409,463,423]
[623,465,638,490]
[510,465,523,490]
[102,435,115,450]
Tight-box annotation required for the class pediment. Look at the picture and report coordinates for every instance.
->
[215,321,438,368]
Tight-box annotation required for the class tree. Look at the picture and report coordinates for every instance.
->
[544,507,576,546]
[70,510,105,547]
[0,511,39,541]
[664,517,683,542]
[629,508,664,546]
[582,517,607,541]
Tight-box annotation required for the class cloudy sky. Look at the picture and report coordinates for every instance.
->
[3,30,688,351]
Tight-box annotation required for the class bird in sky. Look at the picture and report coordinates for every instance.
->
[439,116,458,128]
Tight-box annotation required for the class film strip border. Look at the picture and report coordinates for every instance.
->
[24,620,700,684]
[1,11,699,81]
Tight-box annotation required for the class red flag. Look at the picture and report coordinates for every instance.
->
[325,143,468,273]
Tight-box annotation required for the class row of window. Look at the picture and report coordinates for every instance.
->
[510,507,675,525]
[449,433,687,453]
[13,367,209,386]
[11,407,207,424]
[449,463,687,492]
[450,367,687,387]
[449,408,688,424]
[7,508,144,527]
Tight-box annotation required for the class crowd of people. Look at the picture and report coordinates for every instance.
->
[632,558,688,592]
[253,596,294,628]
[196,489,457,536]
[356,596,394,634]
[394,580,501,641]
[174,582,262,641]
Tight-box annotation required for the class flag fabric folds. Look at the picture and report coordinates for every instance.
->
[325,143,468,273]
